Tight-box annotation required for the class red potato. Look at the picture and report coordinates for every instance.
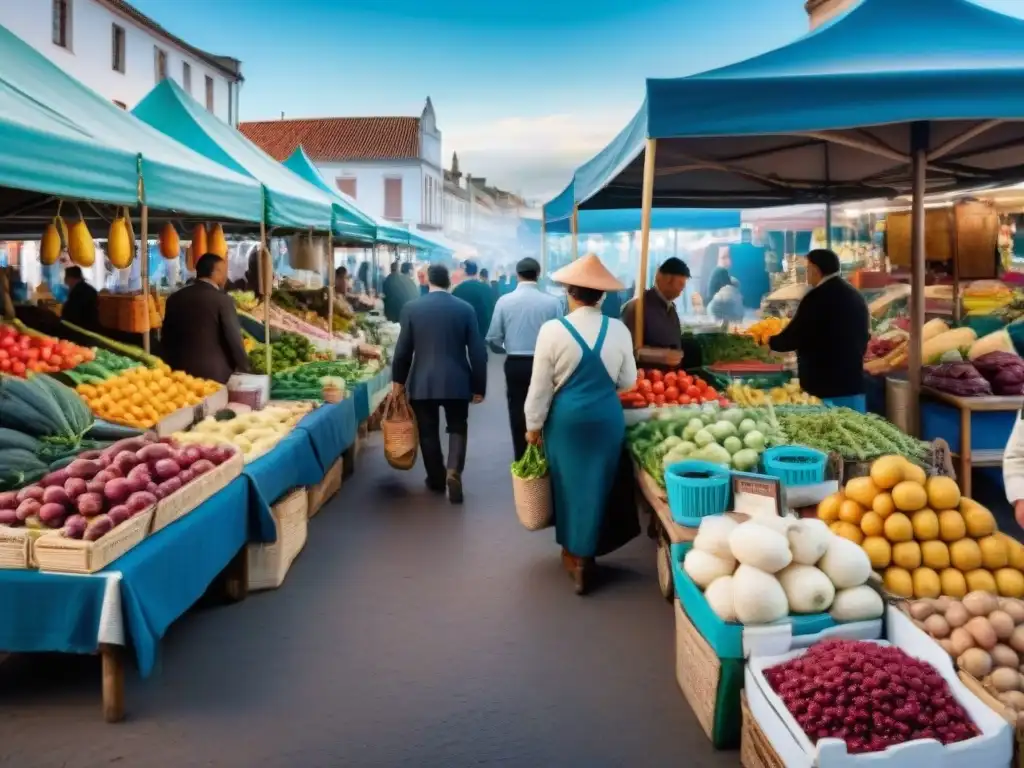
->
[0,491,17,510]
[15,499,40,522]
[0,508,18,526]
[155,477,182,499]
[107,506,132,527]
[112,451,140,475]
[136,443,173,464]
[16,485,44,504]
[126,464,151,485]
[84,479,105,496]
[41,486,70,507]
[103,478,133,505]
[153,459,181,480]
[66,459,103,480]
[41,469,70,488]
[191,459,215,476]
[100,437,150,460]
[178,468,195,485]
[38,503,67,528]
[146,482,159,496]
[64,477,88,499]
[126,491,157,512]
[62,514,87,539]
[84,515,113,542]
[75,492,104,517]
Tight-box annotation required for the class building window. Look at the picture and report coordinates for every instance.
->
[182,62,192,94]
[154,47,167,82]
[52,0,71,49]
[336,177,357,199]
[205,76,214,112]
[384,177,403,221]
[111,24,125,72]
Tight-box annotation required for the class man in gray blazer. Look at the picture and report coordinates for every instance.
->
[391,264,487,504]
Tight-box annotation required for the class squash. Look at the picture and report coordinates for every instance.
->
[921,540,951,570]
[892,541,922,570]
[67,218,95,267]
[818,534,872,589]
[728,522,792,573]
[978,535,1009,570]
[693,515,739,561]
[107,215,133,269]
[159,223,180,260]
[938,509,967,542]
[965,569,997,594]
[950,538,983,571]
[926,476,961,511]
[969,328,1015,361]
[830,585,884,622]
[704,575,737,622]
[860,511,884,537]
[838,499,865,525]
[911,509,939,540]
[777,564,835,613]
[817,492,843,523]
[732,564,788,625]
[883,566,914,597]
[40,217,66,265]
[912,567,941,599]
[207,223,228,259]
[922,318,951,342]
[883,512,914,542]
[187,224,207,271]
[961,498,996,538]
[940,568,968,598]
[995,568,1024,598]
[922,327,978,364]
[862,536,892,569]
[787,519,831,565]
[682,549,735,589]
[872,491,896,518]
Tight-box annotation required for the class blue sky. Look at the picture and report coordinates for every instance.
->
[132,0,1024,199]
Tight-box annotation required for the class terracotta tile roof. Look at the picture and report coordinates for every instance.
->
[102,0,242,80]
[238,117,421,162]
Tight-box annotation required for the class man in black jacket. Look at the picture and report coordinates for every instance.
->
[769,249,870,411]
[61,267,99,330]
[391,264,487,504]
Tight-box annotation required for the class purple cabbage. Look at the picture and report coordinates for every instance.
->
[923,362,993,397]
[971,351,1024,395]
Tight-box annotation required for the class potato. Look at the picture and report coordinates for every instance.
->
[950,627,976,655]
[909,601,935,621]
[992,644,1021,669]
[1000,598,1024,624]
[990,666,1021,692]
[964,590,999,617]
[966,616,998,650]
[990,610,1016,641]
[959,647,993,679]
[945,602,970,629]
[998,690,1024,711]
[933,595,953,613]
[924,614,951,639]
[1011,625,1024,654]
[939,639,956,655]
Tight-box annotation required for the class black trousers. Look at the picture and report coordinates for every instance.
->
[504,355,534,461]
[410,399,469,484]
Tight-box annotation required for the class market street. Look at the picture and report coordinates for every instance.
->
[0,354,733,768]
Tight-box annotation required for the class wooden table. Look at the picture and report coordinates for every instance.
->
[922,388,1023,497]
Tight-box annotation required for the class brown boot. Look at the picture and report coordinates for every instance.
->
[561,549,591,595]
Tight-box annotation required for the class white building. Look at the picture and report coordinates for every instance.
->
[240,99,444,232]
[0,0,243,125]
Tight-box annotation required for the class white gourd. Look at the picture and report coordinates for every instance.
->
[729,522,792,573]
[817,535,872,589]
[788,519,832,565]
[754,515,799,537]
[683,549,736,589]
[704,576,737,622]
[693,515,738,560]
[732,565,789,625]
[829,585,884,622]
[777,564,836,613]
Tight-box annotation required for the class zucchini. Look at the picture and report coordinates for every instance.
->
[0,448,47,473]
[0,376,67,437]
[74,362,114,380]
[37,375,92,436]
[84,420,144,441]
[0,428,42,453]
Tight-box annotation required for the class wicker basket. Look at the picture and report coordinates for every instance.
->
[511,474,552,531]
[152,450,243,533]
[382,392,418,470]
[0,526,30,570]
[34,508,154,574]
[307,458,342,518]
[740,692,784,768]
[248,489,308,591]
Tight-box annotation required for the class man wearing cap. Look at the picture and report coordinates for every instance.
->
[452,260,496,341]
[621,257,690,369]
[769,249,870,411]
[486,257,563,460]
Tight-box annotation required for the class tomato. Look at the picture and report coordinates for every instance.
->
[38,336,55,348]
[679,395,691,405]
[686,385,700,399]
[654,394,665,406]
[718,398,730,407]
[649,370,663,383]
[11,361,25,376]
[50,355,63,368]
[0,359,9,372]
[0,337,14,349]
[695,378,708,391]
[664,386,679,401]
[40,347,51,361]
[705,387,717,400]
[637,369,646,381]
[24,348,38,361]
[664,372,677,386]
[651,381,666,395]
[639,379,653,393]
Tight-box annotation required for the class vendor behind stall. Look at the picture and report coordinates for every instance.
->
[621,257,690,369]
[61,267,99,330]
[768,248,870,412]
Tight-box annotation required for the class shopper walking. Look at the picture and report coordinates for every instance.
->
[486,257,562,460]
[452,260,496,340]
[382,261,417,323]
[524,254,640,594]
[768,248,870,411]
[391,264,487,503]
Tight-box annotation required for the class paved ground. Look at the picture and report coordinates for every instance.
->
[0,355,735,768]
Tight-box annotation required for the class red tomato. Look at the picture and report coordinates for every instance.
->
[639,379,653,393]
[0,349,7,360]
[50,355,63,368]
[664,386,679,401]
[651,381,666,395]
[679,395,691,405]
[38,336,55,348]
[664,372,678,386]
[11,361,25,376]
[0,359,9,371]
[645,392,657,403]
[654,394,665,406]
[0,336,14,349]
[24,348,38,361]
[649,370,663,383]
[18,336,30,348]
[686,385,700,399]
[705,387,717,399]
[679,375,692,389]
[718,398,730,407]
[40,347,52,361]
[695,378,708,391]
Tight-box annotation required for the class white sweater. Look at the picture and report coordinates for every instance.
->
[524,306,637,431]
[1004,413,1024,503]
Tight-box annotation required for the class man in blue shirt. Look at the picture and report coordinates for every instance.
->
[486,257,563,460]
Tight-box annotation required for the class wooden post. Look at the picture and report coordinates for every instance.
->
[907,122,929,436]
[633,139,658,350]
[260,221,271,375]
[100,644,125,723]
[571,204,579,260]
[139,204,150,354]
[326,232,335,359]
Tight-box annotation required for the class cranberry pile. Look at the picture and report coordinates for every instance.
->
[764,639,979,754]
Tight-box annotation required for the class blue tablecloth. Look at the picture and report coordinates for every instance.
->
[295,399,357,474]
[353,382,370,422]
[0,475,258,677]
[243,429,324,520]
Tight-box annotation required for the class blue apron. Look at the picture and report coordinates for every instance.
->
[544,317,627,557]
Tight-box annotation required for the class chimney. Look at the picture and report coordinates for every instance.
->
[805,0,857,29]
[280,111,285,120]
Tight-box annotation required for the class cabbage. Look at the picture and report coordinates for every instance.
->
[694,428,716,448]
[732,448,760,471]
[723,436,743,455]
[694,443,732,466]
[682,418,705,441]
[660,435,683,451]
[754,421,770,435]
[708,420,738,441]
[743,430,766,451]
[679,440,696,455]
[719,409,746,426]
[737,418,757,436]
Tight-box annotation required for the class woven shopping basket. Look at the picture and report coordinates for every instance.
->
[511,444,553,531]
[382,391,418,470]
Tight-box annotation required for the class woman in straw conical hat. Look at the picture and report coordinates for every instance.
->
[523,254,640,594]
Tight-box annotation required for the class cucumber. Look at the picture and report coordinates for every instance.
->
[0,448,47,473]
[37,375,92,436]
[0,376,67,438]
[74,362,115,380]
[59,321,163,368]
[0,428,42,453]
[84,420,144,441]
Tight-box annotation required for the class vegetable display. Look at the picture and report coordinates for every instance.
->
[683,515,882,625]
[971,351,1024,396]
[692,332,777,364]
[511,444,548,480]
[619,368,724,409]
[725,379,821,406]
[922,362,993,397]
[76,365,221,429]
[0,323,93,377]
[270,359,376,400]
[774,406,931,464]
[172,402,313,462]
[248,333,316,374]
[744,316,788,346]
[818,456,1023,600]
[763,639,979,753]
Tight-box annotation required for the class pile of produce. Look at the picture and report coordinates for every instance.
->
[774,406,931,464]
[971,351,1024,396]
[683,515,883,625]
[76,365,221,429]
[963,280,1014,316]
[230,291,260,313]
[863,319,980,375]
[628,404,779,479]
[725,378,821,406]
[763,639,979,752]
[273,288,355,330]
[0,322,93,377]
[63,348,142,386]
[172,402,313,462]
[0,435,237,540]
[619,369,724,409]
[511,444,548,480]
[744,316,788,345]
[252,301,333,341]
[692,332,777,364]
[922,362,992,397]
[270,359,377,400]
[818,455,1023,599]
[248,333,316,374]
[905,592,1024,725]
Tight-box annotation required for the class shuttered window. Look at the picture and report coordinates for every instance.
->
[384,177,403,221]
[336,177,357,199]
[182,62,192,94]
[52,0,71,49]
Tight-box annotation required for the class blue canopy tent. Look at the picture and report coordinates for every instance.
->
[281,147,377,244]
[564,0,1024,427]
[523,208,740,237]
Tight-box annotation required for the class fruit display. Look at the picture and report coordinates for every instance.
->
[963,280,1014,316]
[744,316,789,345]
[248,332,316,374]
[618,369,725,409]
[0,435,237,540]
[0,323,93,377]
[186,223,206,272]
[763,639,979,752]
[172,402,314,462]
[774,405,931,464]
[107,211,134,269]
[64,347,141,386]
[270,359,378,400]
[76,365,221,429]
[67,217,96,268]
[726,378,821,406]
[59,322,165,369]
[627,403,781,479]
[817,455,1024,599]
[159,222,180,260]
[683,516,883,625]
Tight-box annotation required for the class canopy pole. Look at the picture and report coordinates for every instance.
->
[907,122,929,437]
[327,232,335,360]
[260,221,270,376]
[633,139,658,351]
[571,204,579,260]
[825,203,833,249]
[540,217,547,277]
[139,204,150,355]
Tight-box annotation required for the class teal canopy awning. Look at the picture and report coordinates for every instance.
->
[282,147,376,243]
[133,79,335,230]
[0,24,263,220]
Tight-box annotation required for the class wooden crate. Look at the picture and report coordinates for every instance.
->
[98,292,158,333]
[35,508,154,574]
[740,692,784,768]
[0,526,30,569]
[307,458,342,518]
[152,451,243,533]
[247,490,308,591]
